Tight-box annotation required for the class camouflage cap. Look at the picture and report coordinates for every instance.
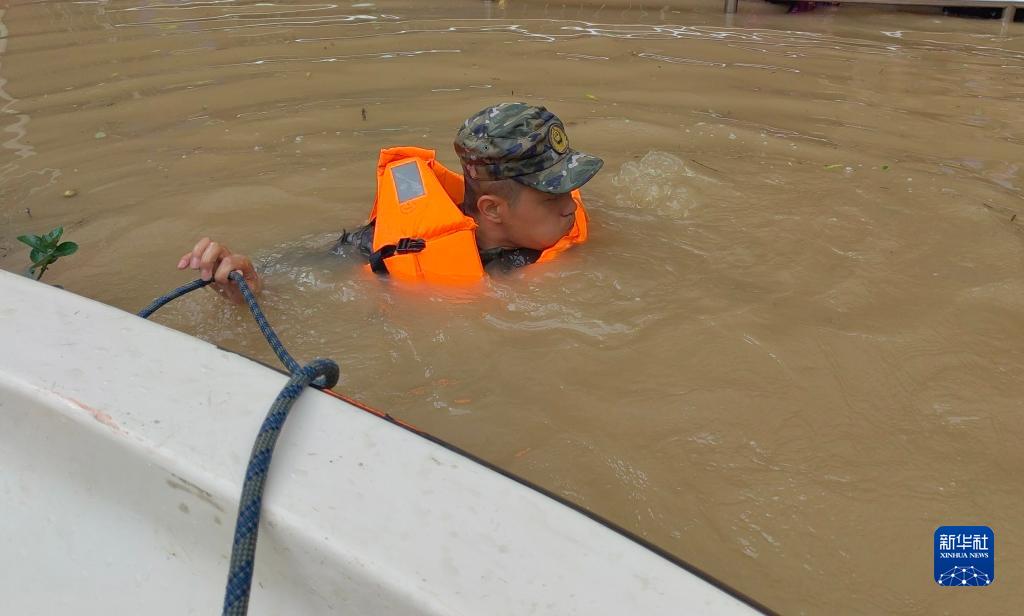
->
[454,102,603,194]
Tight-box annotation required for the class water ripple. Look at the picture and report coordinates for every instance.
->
[213,48,461,68]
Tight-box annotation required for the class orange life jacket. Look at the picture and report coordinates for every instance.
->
[366,146,588,284]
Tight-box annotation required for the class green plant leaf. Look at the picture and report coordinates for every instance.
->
[29,248,46,264]
[17,234,45,250]
[53,241,78,257]
[44,226,64,244]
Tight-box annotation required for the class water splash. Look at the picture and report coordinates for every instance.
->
[612,151,702,218]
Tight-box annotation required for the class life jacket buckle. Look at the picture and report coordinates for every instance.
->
[395,237,426,254]
[369,237,427,275]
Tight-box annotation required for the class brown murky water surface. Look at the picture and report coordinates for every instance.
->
[2,0,1023,613]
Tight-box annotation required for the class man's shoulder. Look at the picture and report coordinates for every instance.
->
[330,221,375,258]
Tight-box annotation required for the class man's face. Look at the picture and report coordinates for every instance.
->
[501,185,578,251]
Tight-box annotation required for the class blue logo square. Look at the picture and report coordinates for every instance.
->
[934,526,994,586]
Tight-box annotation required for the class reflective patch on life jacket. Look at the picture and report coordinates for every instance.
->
[391,161,426,204]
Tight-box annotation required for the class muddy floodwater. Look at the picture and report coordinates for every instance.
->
[2,0,1022,613]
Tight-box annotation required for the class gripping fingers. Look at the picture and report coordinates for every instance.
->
[214,256,241,285]
[188,237,212,269]
[199,241,226,281]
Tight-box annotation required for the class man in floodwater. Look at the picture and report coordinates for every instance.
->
[177,102,603,301]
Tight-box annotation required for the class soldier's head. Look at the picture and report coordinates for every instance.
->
[454,102,603,251]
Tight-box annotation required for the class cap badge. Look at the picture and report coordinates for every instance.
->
[548,124,569,154]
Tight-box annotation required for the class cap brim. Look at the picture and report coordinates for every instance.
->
[514,150,604,194]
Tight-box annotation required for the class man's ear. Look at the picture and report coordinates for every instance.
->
[476,194,506,224]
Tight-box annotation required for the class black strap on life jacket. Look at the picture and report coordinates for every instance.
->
[368,237,426,275]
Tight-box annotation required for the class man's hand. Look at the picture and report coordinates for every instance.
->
[177,237,262,304]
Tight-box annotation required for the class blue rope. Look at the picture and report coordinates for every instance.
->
[137,278,212,319]
[229,272,301,375]
[222,358,339,616]
[139,271,340,616]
